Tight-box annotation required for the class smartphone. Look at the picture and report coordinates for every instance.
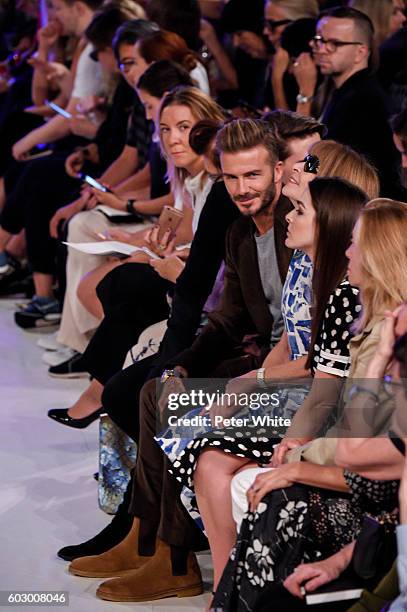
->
[79,173,111,193]
[157,206,184,241]
[24,147,52,161]
[45,100,72,119]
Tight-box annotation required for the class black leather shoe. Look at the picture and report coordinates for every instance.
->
[57,473,134,561]
[47,407,103,429]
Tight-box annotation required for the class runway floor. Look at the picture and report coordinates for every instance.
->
[0,299,212,611]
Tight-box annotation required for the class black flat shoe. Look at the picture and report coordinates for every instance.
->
[47,407,103,429]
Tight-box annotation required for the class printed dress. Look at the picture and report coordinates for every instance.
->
[211,280,368,612]
[155,251,313,509]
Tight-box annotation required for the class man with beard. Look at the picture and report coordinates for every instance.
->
[68,118,295,602]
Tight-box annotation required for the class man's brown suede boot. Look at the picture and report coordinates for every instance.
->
[68,518,153,578]
[96,539,203,602]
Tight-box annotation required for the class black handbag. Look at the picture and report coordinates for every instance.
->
[352,511,398,580]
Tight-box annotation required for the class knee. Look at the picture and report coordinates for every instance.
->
[76,274,93,308]
[67,209,102,241]
[195,449,220,486]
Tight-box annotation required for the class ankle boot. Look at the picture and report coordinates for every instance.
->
[96,538,203,602]
[58,478,133,562]
[69,518,153,578]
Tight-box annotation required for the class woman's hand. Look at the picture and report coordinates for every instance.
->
[97,228,134,243]
[283,557,342,598]
[366,308,401,377]
[145,225,176,257]
[49,200,83,238]
[88,187,125,211]
[37,20,62,49]
[292,52,317,96]
[65,149,85,177]
[247,463,299,511]
[272,46,290,79]
[150,255,185,283]
[272,438,307,467]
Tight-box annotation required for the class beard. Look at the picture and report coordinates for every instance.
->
[233,179,277,217]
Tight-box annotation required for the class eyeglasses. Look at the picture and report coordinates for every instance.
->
[118,59,136,74]
[310,35,364,54]
[303,154,320,174]
[264,18,292,31]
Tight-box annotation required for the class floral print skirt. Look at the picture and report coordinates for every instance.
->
[211,483,358,612]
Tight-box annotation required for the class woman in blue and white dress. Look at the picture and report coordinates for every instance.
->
[156,175,366,583]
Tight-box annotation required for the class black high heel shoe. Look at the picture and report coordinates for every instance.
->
[47,407,104,429]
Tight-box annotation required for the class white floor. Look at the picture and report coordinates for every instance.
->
[0,299,212,612]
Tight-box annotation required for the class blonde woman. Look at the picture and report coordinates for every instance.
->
[48,87,226,425]
[349,0,406,47]
[214,199,407,611]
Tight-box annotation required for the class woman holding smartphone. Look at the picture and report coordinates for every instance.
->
[48,86,225,426]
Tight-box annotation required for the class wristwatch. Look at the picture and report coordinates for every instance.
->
[296,93,313,105]
[256,367,268,389]
[126,199,137,214]
[160,367,186,384]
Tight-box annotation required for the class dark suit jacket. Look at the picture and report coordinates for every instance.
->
[172,195,293,376]
[321,68,402,198]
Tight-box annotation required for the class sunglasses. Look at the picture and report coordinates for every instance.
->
[303,154,320,174]
[264,18,292,31]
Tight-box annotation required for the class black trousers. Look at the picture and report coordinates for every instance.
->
[82,262,172,385]
[1,154,80,273]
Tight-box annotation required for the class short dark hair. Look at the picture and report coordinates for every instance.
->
[319,6,374,50]
[263,110,326,160]
[85,4,143,50]
[112,19,159,61]
[137,60,194,98]
[216,118,282,167]
[391,108,407,148]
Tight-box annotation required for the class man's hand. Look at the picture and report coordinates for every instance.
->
[49,200,83,238]
[158,373,187,421]
[246,462,298,511]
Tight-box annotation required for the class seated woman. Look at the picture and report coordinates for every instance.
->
[283,306,407,604]
[48,86,226,423]
[212,197,407,611]
[164,176,368,592]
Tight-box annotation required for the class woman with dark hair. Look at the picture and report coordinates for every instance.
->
[158,175,368,591]
[126,29,210,93]
[213,198,407,611]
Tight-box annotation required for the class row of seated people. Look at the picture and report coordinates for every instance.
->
[0,1,407,609]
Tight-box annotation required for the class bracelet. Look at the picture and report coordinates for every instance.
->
[256,367,268,389]
[126,199,137,214]
[296,93,313,104]
[349,384,379,402]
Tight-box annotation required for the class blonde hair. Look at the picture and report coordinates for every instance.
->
[159,86,226,191]
[348,0,393,47]
[270,0,319,20]
[356,198,407,331]
[310,140,380,199]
